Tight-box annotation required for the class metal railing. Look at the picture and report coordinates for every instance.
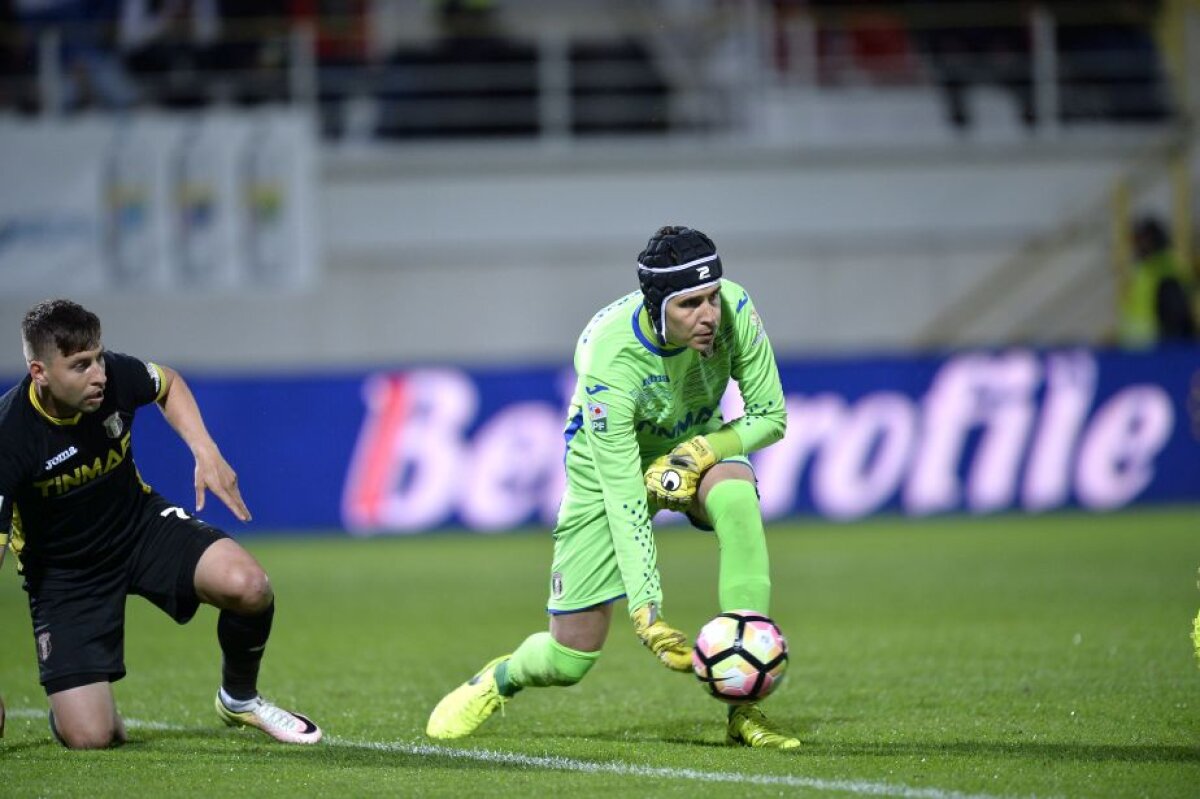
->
[0,2,1187,144]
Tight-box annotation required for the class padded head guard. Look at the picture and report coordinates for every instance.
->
[637,226,723,344]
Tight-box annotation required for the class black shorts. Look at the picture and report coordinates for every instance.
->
[23,493,228,695]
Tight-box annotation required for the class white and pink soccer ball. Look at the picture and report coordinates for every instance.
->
[692,610,788,704]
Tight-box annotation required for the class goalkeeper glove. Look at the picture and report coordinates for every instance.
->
[632,603,693,672]
[644,435,718,512]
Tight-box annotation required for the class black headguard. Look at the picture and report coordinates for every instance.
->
[636,225,723,344]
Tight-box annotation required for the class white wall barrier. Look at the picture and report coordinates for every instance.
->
[0,111,318,295]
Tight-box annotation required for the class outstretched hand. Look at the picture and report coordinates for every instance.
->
[194,445,251,522]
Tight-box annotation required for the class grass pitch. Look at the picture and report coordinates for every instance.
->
[0,509,1196,797]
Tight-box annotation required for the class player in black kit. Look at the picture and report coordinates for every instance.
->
[0,299,321,748]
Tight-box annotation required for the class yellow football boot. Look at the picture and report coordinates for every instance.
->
[426,655,511,740]
[726,704,800,750]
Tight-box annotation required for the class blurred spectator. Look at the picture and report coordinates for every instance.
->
[569,36,670,135]
[841,5,921,84]
[290,0,365,64]
[803,0,922,86]
[290,0,370,140]
[14,0,138,111]
[1053,0,1170,123]
[915,0,1033,130]
[118,0,220,107]
[119,0,288,108]
[212,0,288,104]
[0,0,27,107]
[1119,216,1196,347]
[378,0,538,139]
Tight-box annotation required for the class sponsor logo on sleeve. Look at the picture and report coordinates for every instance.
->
[750,310,766,345]
[146,362,162,394]
[587,401,608,433]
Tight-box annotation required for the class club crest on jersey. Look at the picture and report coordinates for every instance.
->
[587,401,608,433]
[37,631,51,662]
[103,412,123,439]
[551,571,564,599]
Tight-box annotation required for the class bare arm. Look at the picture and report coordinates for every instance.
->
[156,365,251,522]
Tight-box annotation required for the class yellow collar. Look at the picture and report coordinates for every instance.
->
[28,382,81,425]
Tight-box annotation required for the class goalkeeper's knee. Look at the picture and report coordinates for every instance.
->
[508,632,600,689]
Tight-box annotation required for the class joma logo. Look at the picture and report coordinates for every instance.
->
[45,446,78,471]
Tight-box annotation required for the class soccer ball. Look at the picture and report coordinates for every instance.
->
[692,610,788,704]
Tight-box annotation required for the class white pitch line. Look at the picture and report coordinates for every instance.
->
[333,738,1025,799]
[9,709,46,719]
[6,709,1030,799]
[8,708,186,731]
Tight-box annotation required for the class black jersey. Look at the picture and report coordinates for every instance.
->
[0,351,167,573]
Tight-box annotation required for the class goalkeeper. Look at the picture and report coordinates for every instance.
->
[1193,568,1199,669]
[427,225,798,749]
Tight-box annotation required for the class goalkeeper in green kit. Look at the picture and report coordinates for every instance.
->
[426,226,798,749]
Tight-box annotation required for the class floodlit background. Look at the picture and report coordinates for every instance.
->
[0,5,1198,796]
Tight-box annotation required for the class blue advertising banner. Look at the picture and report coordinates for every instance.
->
[55,346,1198,534]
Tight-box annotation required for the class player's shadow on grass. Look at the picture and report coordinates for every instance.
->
[0,739,63,755]
[811,740,1200,765]
[0,725,226,755]
[0,731,571,776]
[512,720,1200,764]
[524,713,836,748]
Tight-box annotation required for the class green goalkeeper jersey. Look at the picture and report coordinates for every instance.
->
[559,278,786,612]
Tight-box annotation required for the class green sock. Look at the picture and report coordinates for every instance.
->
[499,631,599,696]
[494,660,519,697]
[705,479,771,614]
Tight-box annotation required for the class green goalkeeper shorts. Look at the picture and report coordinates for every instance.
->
[546,456,753,614]
[547,488,628,614]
